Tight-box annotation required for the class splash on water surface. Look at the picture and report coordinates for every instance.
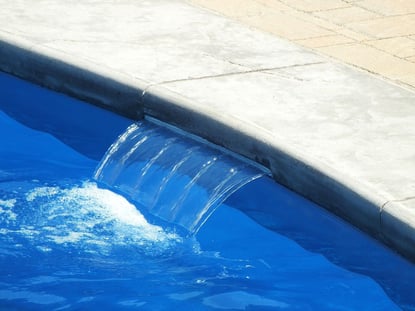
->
[0,181,182,256]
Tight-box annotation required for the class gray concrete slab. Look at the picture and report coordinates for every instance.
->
[0,0,322,84]
[0,0,414,260]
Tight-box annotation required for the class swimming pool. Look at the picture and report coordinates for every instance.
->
[1,71,414,310]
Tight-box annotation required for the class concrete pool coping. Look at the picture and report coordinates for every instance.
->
[0,0,414,262]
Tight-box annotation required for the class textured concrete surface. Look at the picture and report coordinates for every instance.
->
[0,0,414,261]
[190,0,415,90]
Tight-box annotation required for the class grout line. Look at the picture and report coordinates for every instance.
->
[295,36,356,48]
[277,0,352,14]
[352,3,387,17]
[386,196,415,204]
[379,196,415,235]
[355,40,415,62]
[149,61,326,86]
[380,196,415,227]
[316,39,415,64]
[379,199,388,236]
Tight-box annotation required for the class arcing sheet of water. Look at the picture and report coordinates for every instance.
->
[94,121,265,234]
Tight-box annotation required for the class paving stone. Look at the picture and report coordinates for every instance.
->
[252,0,292,11]
[319,43,415,87]
[357,0,415,16]
[188,0,268,18]
[367,37,415,58]
[278,0,350,12]
[240,10,334,40]
[296,34,355,48]
[346,14,415,38]
[289,10,343,31]
[336,27,374,41]
[315,6,381,24]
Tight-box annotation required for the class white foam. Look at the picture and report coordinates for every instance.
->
[21,182,181,252]
[46,231,89,244]
[0,208,17,221]
[61,182,177,241]
[26,186,60,202]
[67,183,149,226]
[0,198,16,208]
[0,198,17,222]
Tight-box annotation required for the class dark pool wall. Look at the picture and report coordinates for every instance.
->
[0,40,143,120]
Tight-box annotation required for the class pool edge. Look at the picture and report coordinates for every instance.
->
[1,36,415,262]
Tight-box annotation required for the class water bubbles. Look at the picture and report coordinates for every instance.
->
[1,181,183,256]
[0,198,17,221]
[26,186,59,202]
[0,198,16,208]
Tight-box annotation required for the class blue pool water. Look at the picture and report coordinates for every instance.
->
[1,72,415,310]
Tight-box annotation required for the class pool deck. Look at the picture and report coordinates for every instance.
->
[1,0,414,261]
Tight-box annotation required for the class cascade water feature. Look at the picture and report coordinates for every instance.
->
[94,120,265,234]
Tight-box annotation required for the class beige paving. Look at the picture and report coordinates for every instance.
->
[239,10,334,40]
[347,14,415,38]
[188,0,415,90]
[183,0,268,18]
[315,6,381,24]
[357,0,415,16]
[278,0,350,12]
[296,34,355,48]
[319,43,415,78]
[367,37,415,58]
